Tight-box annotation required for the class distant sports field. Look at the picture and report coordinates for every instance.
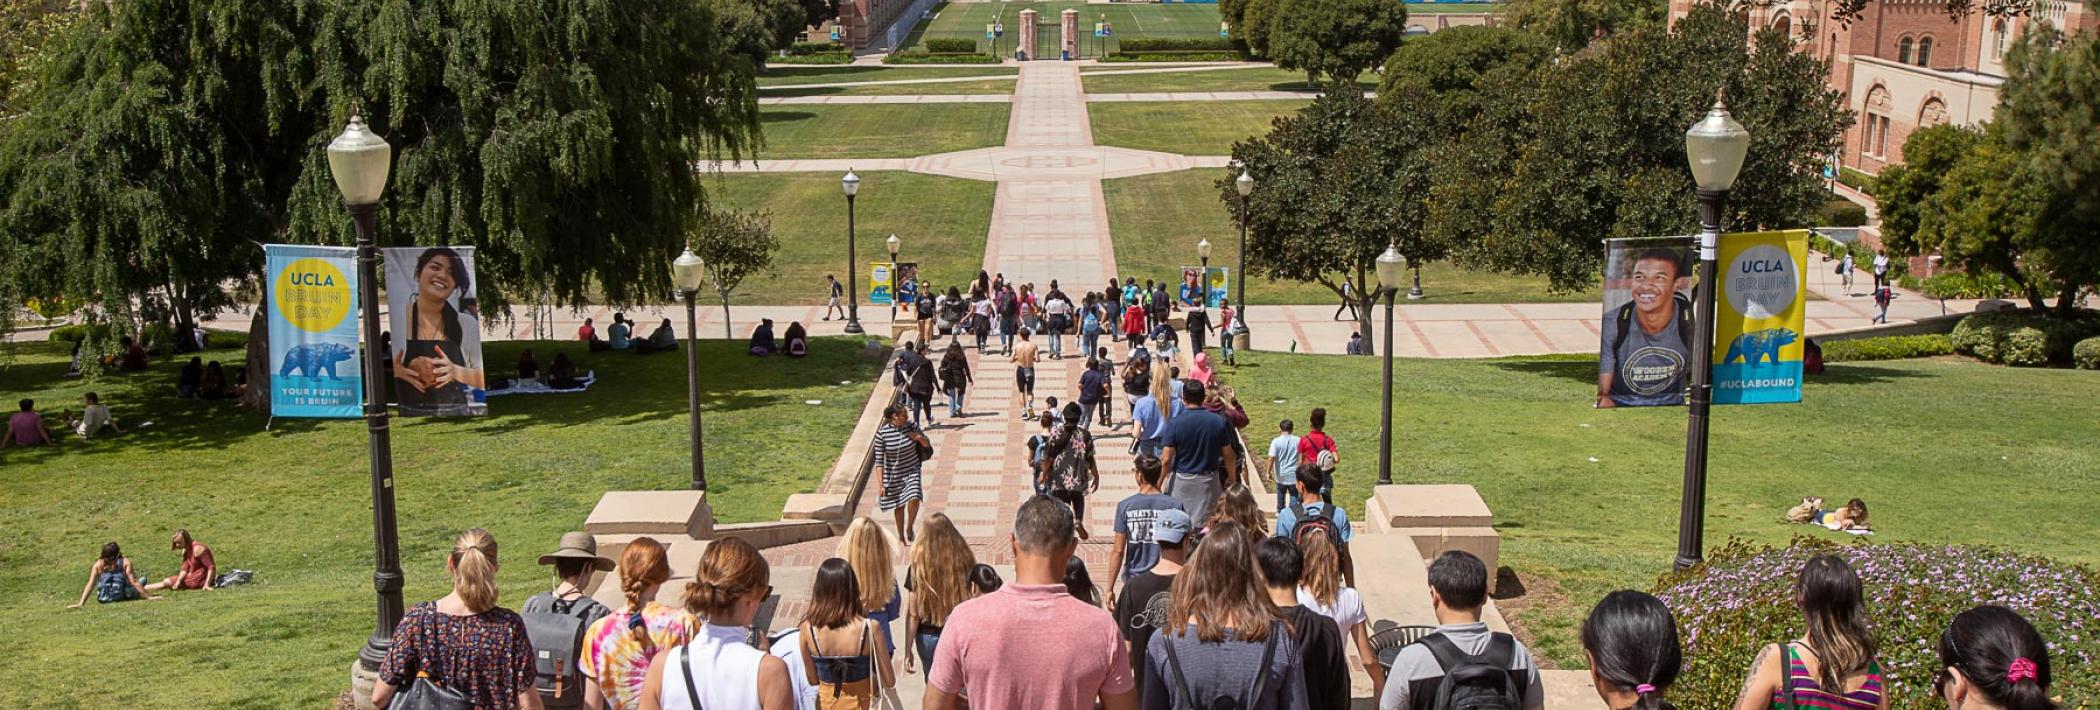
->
[901,1,1227,54]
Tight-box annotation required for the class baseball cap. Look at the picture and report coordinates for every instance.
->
[1153,508,1193,544]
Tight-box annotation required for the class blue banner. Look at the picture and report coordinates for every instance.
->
[265,245,363,418]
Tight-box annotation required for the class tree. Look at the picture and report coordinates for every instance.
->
[1235,0,1284,57]
[0,0,75,117]
[1267,0,1409,85]
[1378,25,1553,127]
[1995,24,2100,315]
[1503,0,1664,52]
[1224,88,1442,354]
[707,0,809,66]
[690,209,780,338]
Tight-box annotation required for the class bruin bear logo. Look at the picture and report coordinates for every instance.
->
[1723,328,1798,366]
[279,342,355,379]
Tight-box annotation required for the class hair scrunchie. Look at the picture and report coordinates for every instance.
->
[2007,658,2039,684]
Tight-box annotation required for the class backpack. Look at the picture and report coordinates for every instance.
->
[1048,430,1092,493]
[1420,632,1524,710]
[1803,338,1824,375]
[523,595,606,707]
[1161,621,1282,710]
[1289,501,1340,547]
[1611,294,1694,355]
[1082,310,1102,334]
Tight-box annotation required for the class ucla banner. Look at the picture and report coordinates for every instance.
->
[266,245,362,418]
[1178,266,1230,308]
[1597,238,1695,408]
[1714,230,1809,405]
[869,262,895,305]
[384,247,488,416]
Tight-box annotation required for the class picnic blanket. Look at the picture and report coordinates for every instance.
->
[486,371,596,397]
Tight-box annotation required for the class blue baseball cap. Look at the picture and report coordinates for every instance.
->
[1153,508,1192,544]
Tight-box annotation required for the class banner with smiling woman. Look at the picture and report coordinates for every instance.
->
[265,244,362,418]
[1597,237,1696,408]
[384,246,487,416]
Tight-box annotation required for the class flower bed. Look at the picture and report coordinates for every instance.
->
[1654,538,2099,708]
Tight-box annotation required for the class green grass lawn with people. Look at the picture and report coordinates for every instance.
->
[1088,99,1309,155]
[1081,66,1376,94]
[1226,351,2100,668]
[761,78,1021,97]
[902,1,1226,54]
[0,337,883,707]
[702,171,994,304]
[756,65,1019,87]
[755,104,1010,159]
[1103,169,1599,304]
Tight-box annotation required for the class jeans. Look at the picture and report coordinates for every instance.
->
[1276,484,1301,512]
[1221,338,1236,364]
[946,386,966,417]
[909,393,934,427]
[915,629,943,671]
[1095,398,1112,427]
[1000,327,1015,353]
[1077,400,1097,428]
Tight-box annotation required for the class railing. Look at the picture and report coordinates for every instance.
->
[884,0,946,51]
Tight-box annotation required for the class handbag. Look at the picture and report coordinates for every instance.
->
[910,424,935,461]
[392,672,472,710]
[867,621,904,710]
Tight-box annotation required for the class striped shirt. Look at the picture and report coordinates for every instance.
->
[1771,643,1884,710]
[874,422,923,511]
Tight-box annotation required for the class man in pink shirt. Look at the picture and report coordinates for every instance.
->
[926,496,1137,710]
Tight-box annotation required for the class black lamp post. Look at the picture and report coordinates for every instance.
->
[1197,238,1212,306]
[1234,170,1252,317]
[1675,99,1750,571]
[842,170,865,335]
[887,234,901,322]
[1374,242,1405,486]
[672,246,708,491]
[328,110,402,673]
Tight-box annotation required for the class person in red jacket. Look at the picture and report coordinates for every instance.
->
[1120,304,1147,353]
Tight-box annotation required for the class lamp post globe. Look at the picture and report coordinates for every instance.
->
[1197,239,1212,298]
[841,170,864,334]
[672,247,707,293]
[886,233,901,319]
[1374,242,1405,486]
[1235,171,1253,197]
[327,109,404,675]
[1674,98,1750,571]
[1685,101,1750,192]
[1375,242,1406,292]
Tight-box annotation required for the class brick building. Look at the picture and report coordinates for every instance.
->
[837,0,916,50]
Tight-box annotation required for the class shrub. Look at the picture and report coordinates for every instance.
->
[1102,52,1248,62]
[1950,309,2100,366]
[1655,538,2100,709]
[1117,37,1237,52]
[1836,166,1876,193]
[771,53,853,65]
[883,51,1002,64]
[1909,271,2018,300]
[1815,199,1868,227]
[924,38,978,53]
[1818,334,1952,362]
[2075,336,2100,370]
[788,41,848,56]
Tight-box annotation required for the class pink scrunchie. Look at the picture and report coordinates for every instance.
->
[2007,658,2039,684]
[1634,684,1657,695]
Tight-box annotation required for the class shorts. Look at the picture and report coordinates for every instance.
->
[1016,367,1035,392]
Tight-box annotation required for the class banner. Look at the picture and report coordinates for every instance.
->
[1598,238,1695,408]
[869,261,895,305]
[265,245,362,418]
[1713,230,1809,405]
[1178,266,1230,308]
[384,247,487,416]
[893,262,920,306]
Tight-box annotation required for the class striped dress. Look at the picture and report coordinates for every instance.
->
[1770,643,1884,710]
[874,422,924,511]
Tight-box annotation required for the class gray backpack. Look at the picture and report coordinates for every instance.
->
[523,595,606,708]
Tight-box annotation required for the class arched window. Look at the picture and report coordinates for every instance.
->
[1897,37,1914,64]
[1864,85,1895,158]
[1917,36,1934,65]
[1993,19,2008,57]
[1772,13,1792,37]
[1919,98,1948,127]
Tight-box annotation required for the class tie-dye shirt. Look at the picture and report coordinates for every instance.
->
[579,602,701,710]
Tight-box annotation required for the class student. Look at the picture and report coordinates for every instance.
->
[1729,554,1886,710]
[1077,357,1109,429]
[970,289,995,353]
[748,319,777,356]
[143,529,215,593]
[1871,252,1889,289]
[579,317,600,344]
[1297,526,1383,699]
[1873,284,1893,324]
[937,341,972,418]
[1011,329,1040,420]
[1275,466,1354,586]
[549,352,582,389]
[610,314,635,350]
[1140,521,1310,710]
[637,319,678,354]
[925,496,1136,710]
[824,275,845,321]
[1129,372,1166,458]
[837,517,902,657]
[1267,419,1301,511]
[783,322,810,357]
[1120,301,1147,353]
[68,542,159,607]
[796,558,896,709]
[1839,252,1856,293]
[1149,319,1178,361]
[199,361,231,400]
[639,537,796,710]
[1107,455,1185,595]
[5,398,52,447]
[1217,297,1238,365]
[178,357,204,398]
[1184,304,1211,354]
[61,392,125,440]
[1295,408,1339,499]
[1159,380,1238,525]
[1080,294,1105,360]
[1037,402,1100,541]
[1815,498,1872,532]
[1346,332,1365,355]
[1093,347,1116,428]
[1256,538,1350,710]
[1064,555,1101,608]
[968,564,1004,596]
[871,406,928,545]
[1201,485,1270,539]
[583,538,699,710]
[906,342,937,428]
[1379,551,1545,710]
[1111,507,1190,691]
[1335,278,1358,321]
[1582,590,1683,710]
[1936,605,2056,710]
[1044,287,1070,359]
[904,514,977,675]
[522,532,614,710]
[373,529,538,710]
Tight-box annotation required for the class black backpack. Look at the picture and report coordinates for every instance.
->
[522,595,606,708]
[1420,632,1524,710]
[1161,622,1282,710]
[1289,502,1340,548]
[1611,293,1694,354]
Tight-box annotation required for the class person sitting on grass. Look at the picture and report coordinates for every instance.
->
[198,361,231,400]
[636,318,678,354]
[177,357,204,398]
[548,352,582,390]
[5,398,54,447]
[749,318,778,356]
[143,529,215,594]
[783,321,809,357]
[61,392,125,440]
[68,542,160,608]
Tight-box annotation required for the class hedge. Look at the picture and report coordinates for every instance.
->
[2075,336,2100,370]
[1655,538,2100,709]
[1102,52,1247,62]
[1836,166,1876,193]
[883,51,1002,64]
[788,41,848,56]
[771,53,853,64]
[1818,334,1952,362]
[1949,308,2100,366]
[924,38,979,53]
[1814,199,1867,227]
[1906,271,2019,300]
[1116,37,1237,52]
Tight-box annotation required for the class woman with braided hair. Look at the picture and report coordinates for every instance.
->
[640,537,794,710]
[581,538,699,710]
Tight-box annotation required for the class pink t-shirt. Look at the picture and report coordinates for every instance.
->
[9,412,47,445]
[928,583,1133,709]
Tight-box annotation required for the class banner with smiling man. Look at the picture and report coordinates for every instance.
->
[1713,229,1809,405]
[265,244,362,418]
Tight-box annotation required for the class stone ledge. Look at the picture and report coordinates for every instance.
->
[782,493,852,528]
[1366,483,1493,529]
[584,490,713,539]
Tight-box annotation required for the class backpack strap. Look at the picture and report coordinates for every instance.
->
[1673,293,1695,350]
[1418,632,1471,673]
[1161,632,1199,710]
[1241,622,1283,708]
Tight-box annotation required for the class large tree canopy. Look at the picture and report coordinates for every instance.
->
[1267,0,1409,84]
[1502,0,1663,52]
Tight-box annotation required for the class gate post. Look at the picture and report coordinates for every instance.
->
[1061,9,1078,60]
[1018,9,1037,60]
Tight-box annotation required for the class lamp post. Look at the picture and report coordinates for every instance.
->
[672,246,708,492]
[1675,99,1750,571]
[1197,238,1212,307]
[1234,170,1253,317]
[887,233,901,322]
[327,110,401,673]
[841,170,864,334]
[1375,242,1406,486]
[1408,263,1424,300]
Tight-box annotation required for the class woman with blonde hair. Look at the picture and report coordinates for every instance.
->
[1298,527,1384,699]
[1731,554,1887,710]
[640,537,794,710]
[373,528,539,710]
[1148,359,1175,420]
[902,514,976,674]
[797,558,896,708]
[836,517,902,656]
[581,538,700,709]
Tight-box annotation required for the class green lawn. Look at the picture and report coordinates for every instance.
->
[0,337,882,707]
[1404,2,1505,12]
[703,172,994,304]
[755,104,1010,159]
[1088,100,1306,155]
[761,78,1019,97]
[757,65,1018,87]
[901,1,1225,55]
[1082,66,1375,94]
[1103,169,1598,304]
[1227,352,2100,668]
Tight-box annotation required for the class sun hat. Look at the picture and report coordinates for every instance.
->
[536,531,615,571]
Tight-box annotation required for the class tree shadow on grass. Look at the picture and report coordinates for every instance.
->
[1488,358,1597,386]
[758,86,845,98]
[760,111,819,125]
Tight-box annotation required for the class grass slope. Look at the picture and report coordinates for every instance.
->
[1082,66,1374,94]
[702,172,995,304]
[0,337,882,707]
[1088,100,1308,155]
[756,104,1009,159]
[1227,351,2100,668]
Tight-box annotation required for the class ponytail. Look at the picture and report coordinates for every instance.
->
[1939,605,2057,710]
[618,538,672,645]
[682,537,769,622]
[1581,590,1682,710]
[450,528,501,613]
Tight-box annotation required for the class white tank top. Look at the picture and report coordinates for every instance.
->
[657,623,767,710]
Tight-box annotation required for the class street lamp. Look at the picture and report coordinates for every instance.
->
[1374,242,1406,486]
[672,246,708,492]
[1674,98,1749,571]
[327,109,401,674]
[1197,238,1212,306]
[886,234,900,322]
[841,170,864,334]
[1234,170,1253,317]
[1408,263,1424,300]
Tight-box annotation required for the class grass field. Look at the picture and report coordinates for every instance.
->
[703,172,995,304]
[901,1,1224,55]
[1226,351,2100,668]
[0,337,884,707]
[761,79,1021,97]
[1103,169,1598,303]
[1082,66,1377,94]
[757,65,1018,87]
[1088,99,1307,155]
[756,104,1010,159]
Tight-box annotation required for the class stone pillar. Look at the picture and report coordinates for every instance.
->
[1018,9,1037,60]
[1061,9,1079,60]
